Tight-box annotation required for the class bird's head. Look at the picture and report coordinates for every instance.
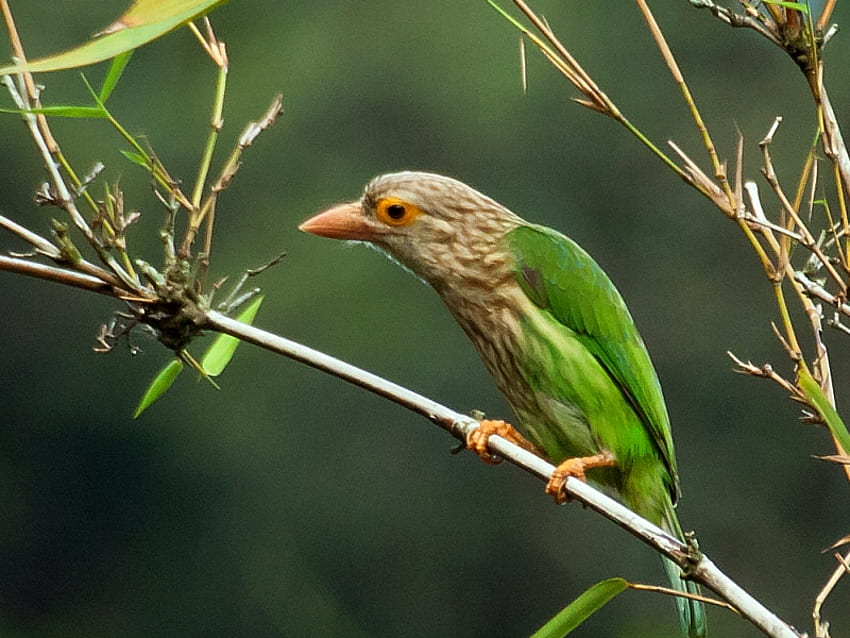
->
[299,171,523,290]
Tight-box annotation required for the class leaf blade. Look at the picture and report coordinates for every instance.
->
[798,368,850,454]
[530,578,628,638]
[0,0,229,76]
[201,296,264,377]
[99,50,134,102]
[133,358,184,418]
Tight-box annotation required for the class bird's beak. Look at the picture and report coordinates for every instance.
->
[299,201,374,241]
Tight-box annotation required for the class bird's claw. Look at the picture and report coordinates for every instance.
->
[545,452,617,505]
[465,419,536,465]
[466,419,510,464]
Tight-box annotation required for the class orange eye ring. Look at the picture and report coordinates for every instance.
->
[375,197,422,227]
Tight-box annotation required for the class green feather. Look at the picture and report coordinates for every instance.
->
[505,223,705,638]
[506,223,679,499]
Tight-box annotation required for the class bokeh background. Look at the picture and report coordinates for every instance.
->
[1,1,849,636]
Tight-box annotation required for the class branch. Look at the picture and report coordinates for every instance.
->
[795,271,850,319]
[0,254,117,295]
[203,309,800,638]
[0,253,802,637]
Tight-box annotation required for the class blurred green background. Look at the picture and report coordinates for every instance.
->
[1,1,849,636]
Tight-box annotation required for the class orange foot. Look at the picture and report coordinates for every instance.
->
[466,419,538,465]
[546,451,617,504]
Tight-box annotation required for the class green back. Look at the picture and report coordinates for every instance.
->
[506,224,679,497]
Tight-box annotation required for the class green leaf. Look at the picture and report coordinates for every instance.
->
[531,578,628,638]
[762,0,809,12]
[798,368,850,454]
[99,51,134,102]
[120,149,150,167]
[201,295,264,377]
[0,105,108,118]
[134,358,184,418]
[0,0,229,76]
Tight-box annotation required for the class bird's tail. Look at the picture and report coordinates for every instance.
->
[660,504,707,638]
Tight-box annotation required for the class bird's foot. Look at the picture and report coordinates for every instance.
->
[546,451,617,504]
[466,419,537,465]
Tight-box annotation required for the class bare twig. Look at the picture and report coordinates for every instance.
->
[687,0,783,47]
[813,550,850,638]
[0,254,116,295]
[637,0,730,199]
[627,581,736,614]
[795,272,850,319]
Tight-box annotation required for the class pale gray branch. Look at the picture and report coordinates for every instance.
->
[204,309,800,638]
[820,85,850,203]
[0,254,115,294]
[795,271,850,318]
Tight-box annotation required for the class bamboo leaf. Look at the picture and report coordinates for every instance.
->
[120,149,150,167]
[531,578,628,638]
[99,51,134,102]
[0,0,228,76]
[133,358,184,418]
[0,105,107,118]
[798,367,850,454]
[762,0,810,13]
[201,296,264,377]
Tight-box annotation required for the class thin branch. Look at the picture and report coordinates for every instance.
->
[819,84,850,206]
[0,213,62,258]
[2,76,139,291]
[0,0,57,151]
[627,581,736,614]
[637,0,731,200]
[687,0,783,46]
[204,309,800,638]
[0,254,116,295]
[813,550,850,638]
[795,271,850,319]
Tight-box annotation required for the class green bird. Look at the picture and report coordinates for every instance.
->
[300,171,706,637]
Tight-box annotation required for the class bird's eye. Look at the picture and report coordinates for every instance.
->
[386,204,406,220]
[376,197,422,227]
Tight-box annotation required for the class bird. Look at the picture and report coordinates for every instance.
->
[299,171,706,637]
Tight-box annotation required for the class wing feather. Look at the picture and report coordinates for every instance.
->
[506,224,679,495]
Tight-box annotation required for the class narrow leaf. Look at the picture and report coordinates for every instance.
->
[798,368,850,455]
[0,0,229,76]
[531,578,628,638]
[102,0,225,33]
[134,358,183,418]
[762,0,810,12]
[99,51,134,102]
[201,296,264,376]
[0,105,108,118]
[120,149,150,167]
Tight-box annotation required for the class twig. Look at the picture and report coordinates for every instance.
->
[637,0,730,201]
[627,581,736,614]
[795,272,850,319]
[812,550,850,638]
[687,0,783,47]
[2,76,140,291]
[0,254,116,295]
[0,0,57,151]
[819,84,850,211]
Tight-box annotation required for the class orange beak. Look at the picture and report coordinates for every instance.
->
[299,201,375,241]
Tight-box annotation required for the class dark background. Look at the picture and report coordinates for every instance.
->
[1,1,849,636]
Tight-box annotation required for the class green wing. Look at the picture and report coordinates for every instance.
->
[506,223,679,494]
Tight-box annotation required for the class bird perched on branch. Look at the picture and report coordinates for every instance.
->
[300,171,706,637]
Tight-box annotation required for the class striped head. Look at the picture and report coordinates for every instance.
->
[299,171,524,293]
